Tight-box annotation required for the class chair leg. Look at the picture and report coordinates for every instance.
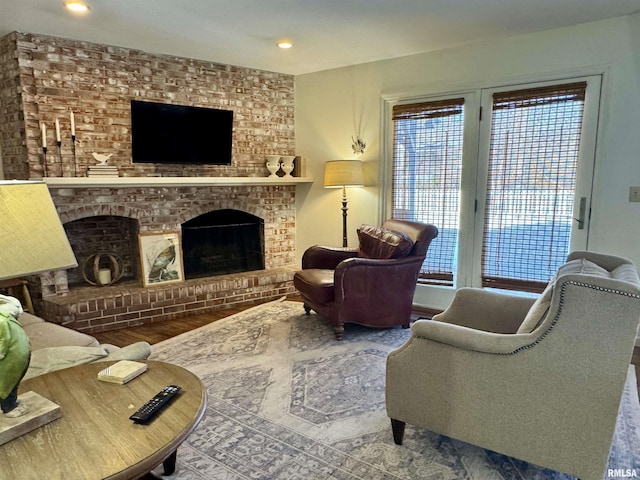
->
[303,303,311,315]
[333,323,344,341]
[391,418,406,445]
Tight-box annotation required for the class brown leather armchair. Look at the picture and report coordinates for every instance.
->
[293,219,438,340]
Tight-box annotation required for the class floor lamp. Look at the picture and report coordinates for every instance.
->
[0,180,77,441]
[323,160,364,247]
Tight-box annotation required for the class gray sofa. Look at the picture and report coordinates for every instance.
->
[18,311,151,380]
[386,251,640,480]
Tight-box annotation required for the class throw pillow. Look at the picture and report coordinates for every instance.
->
[555,257,610,279]
[611,264,640,285]
[357,224,414,259]
[23,346,109,380]
[517,257,611,334]
[517,285,553,334]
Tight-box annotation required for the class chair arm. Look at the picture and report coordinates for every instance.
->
[410,319,537,355]
[301,245,359,270]
[334,256,424,313]
[432,288,535,334]
[335,255,424,282]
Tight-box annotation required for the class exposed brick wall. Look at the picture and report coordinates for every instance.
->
[0,32,301,331]
[0,32,29,179]
[0,31,295,179]
[48,184,296,279]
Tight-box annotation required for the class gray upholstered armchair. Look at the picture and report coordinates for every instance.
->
[294,219,438,340]
[386,251,640,480]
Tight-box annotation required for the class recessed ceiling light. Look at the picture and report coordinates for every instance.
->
[276,40,293,49]
[64,1,90,13]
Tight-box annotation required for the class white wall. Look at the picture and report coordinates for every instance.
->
[295,14,640,309]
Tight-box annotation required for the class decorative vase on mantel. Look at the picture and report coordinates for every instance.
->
[280,156,295,178]
[265,155,281,178]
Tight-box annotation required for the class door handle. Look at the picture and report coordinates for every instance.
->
[574,197,586,230]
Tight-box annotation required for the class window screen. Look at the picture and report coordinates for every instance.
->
[482,82,587,291]
[392,98,465,285]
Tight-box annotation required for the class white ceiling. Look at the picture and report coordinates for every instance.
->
[1,0,640,75]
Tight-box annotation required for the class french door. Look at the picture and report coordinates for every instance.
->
[388,76,601,296]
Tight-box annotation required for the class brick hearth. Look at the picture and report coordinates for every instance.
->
[41,270,294,333]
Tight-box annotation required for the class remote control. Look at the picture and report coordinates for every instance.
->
[129,385,181,424]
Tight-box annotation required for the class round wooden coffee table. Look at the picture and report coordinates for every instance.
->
[2,361,206,479]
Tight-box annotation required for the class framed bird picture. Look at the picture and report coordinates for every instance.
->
[138,231,185,287]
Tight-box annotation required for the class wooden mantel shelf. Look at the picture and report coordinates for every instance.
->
[43,176,313,188]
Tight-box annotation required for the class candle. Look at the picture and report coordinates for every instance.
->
[41,123,47,148]
[55,118,61,142]
[98,268,112,286]
[70,110,75,136]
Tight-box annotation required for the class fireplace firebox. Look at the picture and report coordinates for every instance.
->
[181,209,265,279]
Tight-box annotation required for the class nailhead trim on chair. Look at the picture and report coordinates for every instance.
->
[507,280,640,355]
[416,280,640,355]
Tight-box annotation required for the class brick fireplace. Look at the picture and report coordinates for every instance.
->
[35,180,299,333]
[0,32,306,333]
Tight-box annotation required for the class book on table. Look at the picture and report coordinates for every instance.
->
[97,360,148,384]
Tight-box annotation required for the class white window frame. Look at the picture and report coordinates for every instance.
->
[381,72,605,310]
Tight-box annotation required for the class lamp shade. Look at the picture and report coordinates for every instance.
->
[323,160,364,188]
[0,181,77,280]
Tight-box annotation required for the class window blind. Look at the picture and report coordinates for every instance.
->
[482,82,587,292]
[392,98,465,285]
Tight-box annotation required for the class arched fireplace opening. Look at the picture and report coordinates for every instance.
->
[64,215,139,288]
[182,209,265,279]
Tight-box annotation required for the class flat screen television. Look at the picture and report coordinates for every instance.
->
[130,100,233,165]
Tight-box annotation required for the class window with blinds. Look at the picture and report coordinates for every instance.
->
[389,80,592,293]
[392,98,465,285]
[482,82,587,292]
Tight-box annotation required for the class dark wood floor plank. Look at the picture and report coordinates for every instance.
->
[93,306,251,346]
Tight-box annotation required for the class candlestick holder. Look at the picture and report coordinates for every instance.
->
[42,147,48,177]
[56,141,63,177]
[71,134,77,177]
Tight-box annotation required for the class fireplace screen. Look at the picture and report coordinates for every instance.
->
[181,209,265,279]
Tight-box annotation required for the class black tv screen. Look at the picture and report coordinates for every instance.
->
[131,100,233,165]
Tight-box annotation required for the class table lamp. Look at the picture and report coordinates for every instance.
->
[0,180,77,434]
[324,160,364,247]
[0,181,77,281]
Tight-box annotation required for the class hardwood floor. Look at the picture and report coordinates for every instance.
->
[93,297,640,399]
[92,302,265,347]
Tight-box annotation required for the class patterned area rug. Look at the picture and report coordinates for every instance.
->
[149,299,640,479]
